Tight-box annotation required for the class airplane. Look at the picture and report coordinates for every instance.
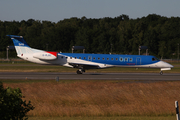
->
[7,35,173,75]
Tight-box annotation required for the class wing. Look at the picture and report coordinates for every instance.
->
[68,62,100,69]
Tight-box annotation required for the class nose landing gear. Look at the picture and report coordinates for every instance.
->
[160,71,163,75]
[160,68,172,75]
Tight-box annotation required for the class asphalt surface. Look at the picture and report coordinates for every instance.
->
[0,72,180,81]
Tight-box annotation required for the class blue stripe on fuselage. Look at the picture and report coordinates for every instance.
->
[59,53,160,66]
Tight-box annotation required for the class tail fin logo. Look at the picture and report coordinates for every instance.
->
[19,43,25,46]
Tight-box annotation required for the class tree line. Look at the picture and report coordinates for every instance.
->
[0,14,180,59]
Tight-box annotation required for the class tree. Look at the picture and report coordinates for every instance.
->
[0,82,34,120]
[1,14,180,58]
[158,41,166,60]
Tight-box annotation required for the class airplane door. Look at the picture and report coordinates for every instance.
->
[136,57,141,65]
[88,56,92,61]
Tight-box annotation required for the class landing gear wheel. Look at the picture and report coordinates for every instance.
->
[160,71,163,75]
[76,68,85,74]
[76,70,82,74]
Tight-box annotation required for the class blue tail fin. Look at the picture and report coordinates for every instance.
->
[7,35,33,56]
[7,35,29,47]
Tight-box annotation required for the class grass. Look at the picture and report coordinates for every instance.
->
[28,116,176,120]
[2,80,180,117]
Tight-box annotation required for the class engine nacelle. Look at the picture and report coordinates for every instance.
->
[33,51,57,60]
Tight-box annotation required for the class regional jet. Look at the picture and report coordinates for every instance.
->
[7,35,173,75]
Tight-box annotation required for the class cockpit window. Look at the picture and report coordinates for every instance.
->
[152,57,159,61]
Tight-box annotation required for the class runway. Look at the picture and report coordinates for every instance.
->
[0,72,180,81]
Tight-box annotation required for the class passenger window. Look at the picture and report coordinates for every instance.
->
[111,58,114,60]
[98,58,100,60]
[70,57,72,59]
[79,57,81,59]
[120,57,123,62]
[84,57,86,59]
[102,58,105,60]
[116,58,118,61]
[93,57,96,60]
[107,58,109,60]
[125,58,128,62]
[75,57,77,59]
[130,58,133,62]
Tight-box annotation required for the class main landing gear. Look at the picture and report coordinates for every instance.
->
[160,71,163,75]
[76,69,85,74]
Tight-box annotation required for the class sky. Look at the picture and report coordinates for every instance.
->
[1,0,180,23]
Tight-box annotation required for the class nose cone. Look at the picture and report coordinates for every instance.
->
[156,61,174,68]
